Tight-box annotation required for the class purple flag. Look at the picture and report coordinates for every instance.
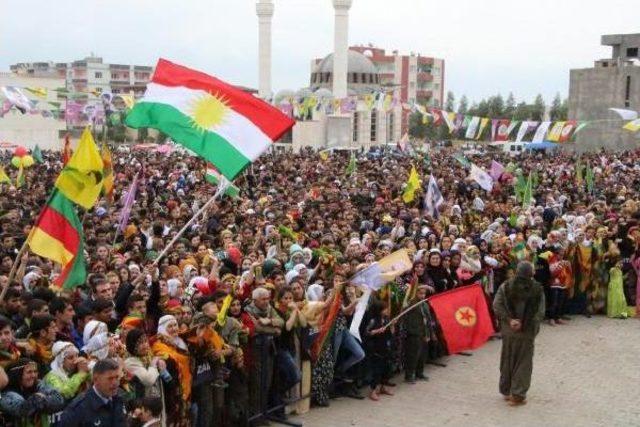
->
[489,160,505,181]
[118,172,140,233]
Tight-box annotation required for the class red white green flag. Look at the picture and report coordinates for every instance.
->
[126,59,295,180]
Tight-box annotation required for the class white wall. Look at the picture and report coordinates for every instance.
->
[0,73,66,149]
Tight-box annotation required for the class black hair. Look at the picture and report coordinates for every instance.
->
[31,286,55,303]
[91,298,113,314]
[139,396,163,417]
[26,299,48,318]
[49,296,71,316]
[0,315,15,331]
[93,358,120,375]
[126,293,145,310]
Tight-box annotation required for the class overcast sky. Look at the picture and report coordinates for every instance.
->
[1,0,638,107]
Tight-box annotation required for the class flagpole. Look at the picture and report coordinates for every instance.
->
[382,298,428,331]
[151,182,227,266]
[1,229,35,303]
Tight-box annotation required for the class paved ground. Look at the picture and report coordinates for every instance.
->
[293,316,640,427]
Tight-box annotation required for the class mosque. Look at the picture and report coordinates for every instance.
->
[256,0,404,152]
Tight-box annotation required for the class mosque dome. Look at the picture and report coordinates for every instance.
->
[310,50,380,91]
[314,88,334,100]
[295,87,313,99]
[315,50,378,75]
[274,89,295,105]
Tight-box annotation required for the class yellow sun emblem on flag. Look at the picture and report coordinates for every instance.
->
[188,92,229,132]
[455,306,477,327]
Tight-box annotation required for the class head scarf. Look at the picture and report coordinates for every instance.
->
[82,321,109,360]
[157,315,187,351]
[167,278,181,298]
[306,284,325,302]
[285,270,300,286]
[50,341,78,381]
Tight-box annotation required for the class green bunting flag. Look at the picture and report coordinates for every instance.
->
[345,152,356,176]
[32,144,43,163]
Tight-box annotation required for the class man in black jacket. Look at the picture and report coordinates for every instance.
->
[60,358,127,427]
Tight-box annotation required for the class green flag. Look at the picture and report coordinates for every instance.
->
[531,169,538,189]
[453,153,470,168]
[32,144,43,163]
[522,172,533,208]
[508,211,518,228]
[345,151,356,176]
[585,162,594,194]
[514,171,527,202]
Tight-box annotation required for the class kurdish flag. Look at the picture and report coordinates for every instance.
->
[126,59,295,180]
[28,190,86,289]
[205,164,239,198]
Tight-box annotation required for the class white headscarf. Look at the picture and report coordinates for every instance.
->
[285,270,300,286]
[157,315,187,351]
[82,320,109,360]
[50,341,79,382]
[22,272,40,292]
[167,278,181,298]
[306,284,325,302]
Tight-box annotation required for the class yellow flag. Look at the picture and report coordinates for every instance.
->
[119,95,135,109]
[0,166,10,184]
[25,87,48,98]
[475,118,490,140]
[364,94,375,111]
[216,294,233,327]
[16,163,25,188]
[378,249,414,282]
[547,121,565,142]
[319,150,330,161]
[55,127,104,209]
[402,166,420,203]
[623,118,640,132]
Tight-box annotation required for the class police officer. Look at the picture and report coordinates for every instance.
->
[59,358,127,426]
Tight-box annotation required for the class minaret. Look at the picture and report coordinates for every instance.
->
[332,0,352,99]
[256,0,274,99]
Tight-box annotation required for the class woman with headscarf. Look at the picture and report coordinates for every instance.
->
[425,249,454,293]
[0,358,64,427]
[43,342,90,402]
[151,315,191,427]
[124,328,168,410]
[81,320,110,368]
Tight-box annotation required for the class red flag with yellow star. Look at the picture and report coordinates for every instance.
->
[428,284,494,354]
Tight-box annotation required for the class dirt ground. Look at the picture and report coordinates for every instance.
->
[294,316,640,427]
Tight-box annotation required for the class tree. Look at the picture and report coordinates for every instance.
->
[458,95,468,115]
[445,91,455,112]
[476,99,490,118]
[531,94,546,121]
[487,94,505,118]
[504,92,516,119]
[513,102,530,121]
[558,98,569,121]
[409,111,427,139]
[550,93,562,121]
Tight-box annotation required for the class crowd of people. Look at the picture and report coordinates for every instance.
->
[0,143,638,426]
